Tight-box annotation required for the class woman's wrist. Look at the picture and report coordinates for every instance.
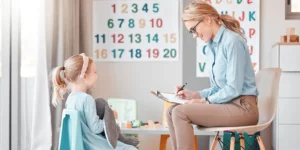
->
[205,97,211,104]
[192,91,201,99]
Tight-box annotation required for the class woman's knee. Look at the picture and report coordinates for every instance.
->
[166,104,177,118]
[172,105,188,121]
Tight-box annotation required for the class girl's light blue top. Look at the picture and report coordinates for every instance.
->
[199,25,258,104]
[66,92,137,150]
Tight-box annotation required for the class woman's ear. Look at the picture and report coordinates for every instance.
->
[204,17,212,26]
[83,73,87,79]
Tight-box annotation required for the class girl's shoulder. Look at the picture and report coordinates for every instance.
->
[66,92,96,110]
[68,92,95,103]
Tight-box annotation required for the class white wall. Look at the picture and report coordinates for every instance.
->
[261,0,300,150]
[261,0,300,68]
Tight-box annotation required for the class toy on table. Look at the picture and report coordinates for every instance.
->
[148,120,155,128]
[147,120,163,128]
[132,120,140,128]
[122,120,163,129]
[280,27,299,43]
[125,121,132,128]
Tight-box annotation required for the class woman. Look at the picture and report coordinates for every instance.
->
[166,1,259,150]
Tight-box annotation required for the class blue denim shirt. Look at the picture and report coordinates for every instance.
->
[199,25,258,104]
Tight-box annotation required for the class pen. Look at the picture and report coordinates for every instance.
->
[177,83,187,94]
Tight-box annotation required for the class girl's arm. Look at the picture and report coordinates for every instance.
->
[84,95,104,134]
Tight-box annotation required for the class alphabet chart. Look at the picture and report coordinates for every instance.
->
[93,0,179,62]
[197,0,259,77]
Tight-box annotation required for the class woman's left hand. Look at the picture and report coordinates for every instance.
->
[184,99,206,104]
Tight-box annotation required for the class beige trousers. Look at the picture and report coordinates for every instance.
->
[166,95,259,150]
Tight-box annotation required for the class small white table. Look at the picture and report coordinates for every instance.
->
[121,127,223,150]
[121,127,222,136]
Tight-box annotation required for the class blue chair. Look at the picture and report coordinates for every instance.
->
[58,109,84,150]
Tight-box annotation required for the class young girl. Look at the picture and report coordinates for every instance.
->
[52,53,139,150]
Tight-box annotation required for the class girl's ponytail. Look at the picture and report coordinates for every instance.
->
[52,66,67,106]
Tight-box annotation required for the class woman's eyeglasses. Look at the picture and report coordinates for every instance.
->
[189,19,202,35]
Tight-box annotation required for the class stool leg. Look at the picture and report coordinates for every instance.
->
[230,135,235,150]
[256,136,266,150]
[240,134,245,150]
[210,133,219,150]
[194,136,198,150]
[160,135,169,150]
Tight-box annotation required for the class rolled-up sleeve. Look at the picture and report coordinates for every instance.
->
[198,78,219,98]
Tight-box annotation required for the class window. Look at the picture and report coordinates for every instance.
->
[0,1,2,147]
[20,0,38,77]
[19,0,39,148]
[0,0,10,149]
[0,2,2,77]
[286,0,300,20]
[0,0,39,149]
[291,0,300,12]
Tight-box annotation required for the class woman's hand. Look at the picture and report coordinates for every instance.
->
[175,86,201,100]
[184,99,206,104]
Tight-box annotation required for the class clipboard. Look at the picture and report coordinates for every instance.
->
[150,90,186,104]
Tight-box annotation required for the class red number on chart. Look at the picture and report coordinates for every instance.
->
[147,49,159,58]
[112,34,124,43]
[112,4,116,13]
[150,18,163,28]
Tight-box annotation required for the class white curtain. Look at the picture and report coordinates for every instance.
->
[18,0,92,149]
[16,0,52,149]
[26,0,52,149]
[47,0,81,149]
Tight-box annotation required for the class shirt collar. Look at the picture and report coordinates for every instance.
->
[212,25,226,43]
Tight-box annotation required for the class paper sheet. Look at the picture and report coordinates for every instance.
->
[160,93,187,104]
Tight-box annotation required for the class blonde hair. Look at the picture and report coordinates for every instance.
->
[182,0,245,40]
[51,54,93,106]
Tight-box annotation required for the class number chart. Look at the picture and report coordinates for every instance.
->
[93,0,179,62]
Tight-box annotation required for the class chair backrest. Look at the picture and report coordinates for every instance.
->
[107,98,137,123]
[256,68,282,125]
[58,109,84,150]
